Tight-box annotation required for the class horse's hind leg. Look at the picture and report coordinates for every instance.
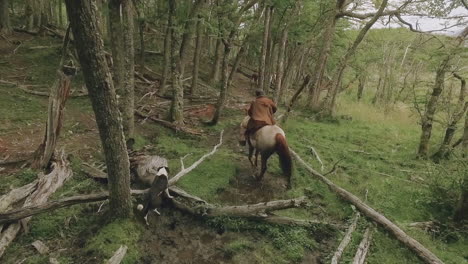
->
[254,150,259,167]
[248,145,255,167]
[257,152,272,181]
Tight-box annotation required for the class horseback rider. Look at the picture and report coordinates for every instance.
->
[240,90,277,146]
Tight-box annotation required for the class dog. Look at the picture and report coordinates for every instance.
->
[137,166,173,225]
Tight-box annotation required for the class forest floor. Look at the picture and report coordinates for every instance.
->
[1,33,467,264]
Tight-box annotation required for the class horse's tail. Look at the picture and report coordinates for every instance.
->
[275,133,292,187]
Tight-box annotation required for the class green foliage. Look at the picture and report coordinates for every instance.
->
[85,219,143,264]
[422,160,467,220]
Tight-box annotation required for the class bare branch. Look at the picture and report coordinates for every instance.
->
[169,130,224,185]
[332,212,360,264]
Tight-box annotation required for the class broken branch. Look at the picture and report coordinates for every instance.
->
[290,148,444,264]
[331,212,360,264]
[169,130,224,185]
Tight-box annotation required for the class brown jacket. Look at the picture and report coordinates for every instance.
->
[248,96,277,125]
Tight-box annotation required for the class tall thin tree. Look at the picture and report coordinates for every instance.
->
[64,0,132,218]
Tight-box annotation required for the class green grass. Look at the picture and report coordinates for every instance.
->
[85,219,144,264]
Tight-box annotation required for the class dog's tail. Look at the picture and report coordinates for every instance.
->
[275,133,292,188]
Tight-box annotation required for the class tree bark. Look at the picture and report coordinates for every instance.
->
[65,0,132,218]
[352,227,373,264]
[357,74,366,101]
[0,0,11,34]
[259,5,271,92]
[210,38,223,85]
[168,0,184,124]
[418,27,468,157]
[320,0,388,117]
[209,41,230,125]
[32,70,72,169]
[160,22,172,95]
[432,73,467,161]
[109,0,135,139]
[291,149,444,264]
[179,0,205,77]
[307,0,343,110]
[282,75,311,122]
[274,27,288,103]
[190,13,204,96]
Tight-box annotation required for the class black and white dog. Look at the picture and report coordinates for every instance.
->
[137,166,173,225]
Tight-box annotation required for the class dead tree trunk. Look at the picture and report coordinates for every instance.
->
[32,25,73,169]
[32,70,72,169]
[0,153,72,258]
[432,73,467,161]
[65,0,132,218]
[109,0,135,139]
[259,5,271,92]
[291,149,444,264]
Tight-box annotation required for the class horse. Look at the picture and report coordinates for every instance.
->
[239,116,292,188]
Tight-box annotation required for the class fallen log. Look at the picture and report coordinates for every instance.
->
[0,152,73,258]
[107,245,128,264]
[331,212,360,264]
[290,149,444,264]
[352,227,373,264]
[135,110,203,136]
[0,182,37,212]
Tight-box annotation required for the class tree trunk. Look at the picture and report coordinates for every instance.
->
[357,74,366,101]
[160,22,172,95]
[179,0,204,77]
[418,58,450,157]
[274,27,288,103]
[454,164,468,221]
[282,75,311,122]
[307,1,343,110]
[190,13,203,96]
[320,0,388,117]
[209,42,230,125]
[418,27,468,157]
[432,73,467,161]
[0,0,11,34]
[259,5,271,92]
[32,70,72,169]
[463,111,468,157]
[64,0,132,218]
[109,0,135,139]
[210,38,223,84]
[168,0,183,124]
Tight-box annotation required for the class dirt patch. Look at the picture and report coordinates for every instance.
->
[139,209,234,264]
